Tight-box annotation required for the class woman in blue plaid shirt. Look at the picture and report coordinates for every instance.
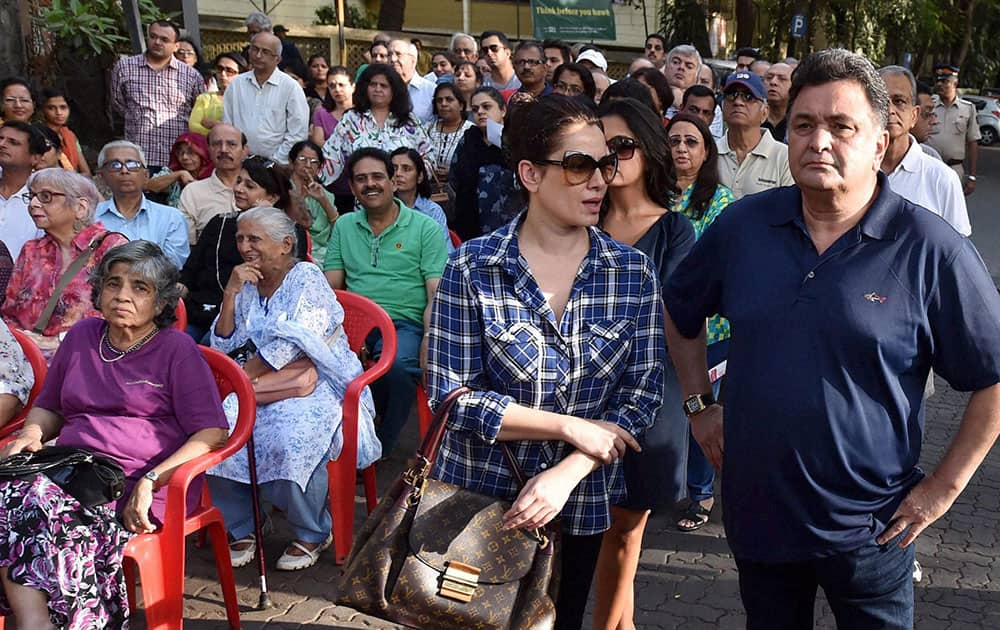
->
[425,95,666,630]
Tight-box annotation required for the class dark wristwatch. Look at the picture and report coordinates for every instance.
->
[683,393,716,417]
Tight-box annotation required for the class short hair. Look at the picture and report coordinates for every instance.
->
[683,83,717,105]
[238,206,298,257]
[241,156,291,211]
[346,147,394,181]
[390,39,419,59]
[597,97,673,209]
[553,63,597,101]
[353,63,413,127]
[450,32,477,53]
[665,113,721,219]
[1,77,33,101]
[507,94,602,187]
[0,120,48,155]
[480,30,511,49]
[471,86,505,110]
[288,139,324,164]
[514,40,545,60]
[750,60,772,75]
[370,41,389,55]
[542,39,572,66]
[646,34,668,49]
[208,124,248,148]
[390,147,433,198]
[916,80,934,98]
[433,82,467,117]
[454,60,483,85]
[735,47,761,60]
[601,78,657,112]
[33,124,61,152]
[787,48,889,130]
[98,140,146,168]
[28,168,101,223]
[90,241,180,329]
[147,20,180,41]
[878,65,917,103]
[40,86,67,103]
[214,51,248,74]
[633,67,675,115]
[667,44,702,69]
[245,11,272,31]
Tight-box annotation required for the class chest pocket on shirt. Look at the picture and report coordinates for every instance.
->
[484,321,543,382]
[587,319,633,381]
[953,109,971,134]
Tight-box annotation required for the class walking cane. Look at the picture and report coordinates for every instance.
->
[245,433,273,609]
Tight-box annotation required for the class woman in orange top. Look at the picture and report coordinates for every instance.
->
[40,88,91,176]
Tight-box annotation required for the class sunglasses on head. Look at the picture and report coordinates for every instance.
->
[606,136,638,160]
[534,151,618,185]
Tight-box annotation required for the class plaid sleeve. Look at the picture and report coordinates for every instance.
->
[426,254,513,444]
[604,260,666,438]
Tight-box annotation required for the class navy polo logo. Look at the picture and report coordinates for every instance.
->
[864,292,887,304]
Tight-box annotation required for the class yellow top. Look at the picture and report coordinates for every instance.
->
[188,91,224,136]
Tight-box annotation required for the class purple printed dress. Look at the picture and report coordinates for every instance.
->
[0,318,227,628]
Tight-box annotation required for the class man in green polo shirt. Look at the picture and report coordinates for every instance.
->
[324,147,449,454]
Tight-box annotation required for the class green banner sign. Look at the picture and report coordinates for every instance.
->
[531,0,616,41]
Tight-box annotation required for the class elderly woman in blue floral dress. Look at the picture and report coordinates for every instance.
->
[207,206,380,571]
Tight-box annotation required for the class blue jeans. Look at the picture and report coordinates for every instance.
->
[207,460,332,544]
[185,324,211,345]
[686,376,722,502]
[735,535,914,629]
[368,318,424,455]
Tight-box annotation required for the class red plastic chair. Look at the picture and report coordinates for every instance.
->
[122,347,256,629]
[0,325,48,439]
[173,297,188,332]
[449,230,462,248]
[331,290,397,564]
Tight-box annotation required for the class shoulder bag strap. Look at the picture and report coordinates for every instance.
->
[32,232,112,334]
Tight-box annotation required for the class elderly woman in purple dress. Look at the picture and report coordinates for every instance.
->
[0,241,229,629]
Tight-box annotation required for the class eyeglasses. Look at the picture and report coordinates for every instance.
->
[248,45,279,58]
[21,190,68,204]
[533,151,618,185]
[389,50,412,60]
[514,58,544,67]
[724,91,759,103]
[3,97,32,106]
[295,156,320,166]
[483,44,505,54]
[606,136,638,161]
[668,137,702,149]
[554,82,584,96]
[103,159,145,172]
[216,65,240,76]
[174,49,196,58]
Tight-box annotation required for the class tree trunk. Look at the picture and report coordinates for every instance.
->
[773,0,790,59]
[736,0,756,47]
[378,0,406,31]
[951,0,977,67]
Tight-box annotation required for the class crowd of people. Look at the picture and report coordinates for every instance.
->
[0,12,998,630]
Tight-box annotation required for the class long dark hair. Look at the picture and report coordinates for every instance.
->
[632,67,674,116]
[390,147,432,198]
[352,63,412,128]
[321,65,352,113]
[665,112,720,219]
[597,97,674,209]
[242,156,291,211]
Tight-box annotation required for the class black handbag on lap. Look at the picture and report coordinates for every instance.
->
[0,446,126,509]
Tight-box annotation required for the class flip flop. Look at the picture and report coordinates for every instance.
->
[676,500,713,532]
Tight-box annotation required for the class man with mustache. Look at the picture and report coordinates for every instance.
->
[0,122,45,260]
[664,49,1000,628]
[324,148,448,455]
[178,124,248,243]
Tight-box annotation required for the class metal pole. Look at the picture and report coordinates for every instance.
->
[515,0,520,39]
[181,0,201,48]
[463,0,470,35]
[337,0,347,65]
[121,0,145,54]
[641,0,649,38]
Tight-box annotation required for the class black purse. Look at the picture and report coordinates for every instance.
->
[0,446,126,509]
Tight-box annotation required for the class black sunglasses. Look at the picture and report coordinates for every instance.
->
[534,151,618,185]
[607,136,638,161]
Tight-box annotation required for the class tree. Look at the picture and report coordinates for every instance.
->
[658,0,712,57]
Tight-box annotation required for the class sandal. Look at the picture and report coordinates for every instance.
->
[275,533,333,571]
[229,534,257,568]
[676,500,713,532]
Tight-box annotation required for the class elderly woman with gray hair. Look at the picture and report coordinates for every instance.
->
[2,168,129,358]
[0,240,229,628]
[207,206,380,571]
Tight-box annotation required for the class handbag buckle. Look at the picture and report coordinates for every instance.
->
[439,561,481,603]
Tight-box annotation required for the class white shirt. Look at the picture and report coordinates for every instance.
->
[407,73,437,123]
[0,182,40,261]
[710,105,724,138]
[223,69,309,164]
[716,129,794,199]
[887,135,971,236]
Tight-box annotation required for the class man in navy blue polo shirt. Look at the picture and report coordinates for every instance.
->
[663,49,1000,628]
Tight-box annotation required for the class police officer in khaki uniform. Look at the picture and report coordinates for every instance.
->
[926,64,979,196]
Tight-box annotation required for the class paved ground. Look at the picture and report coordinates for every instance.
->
[130,375,1000,629]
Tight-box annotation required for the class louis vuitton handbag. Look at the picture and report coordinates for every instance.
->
[337,387,560,629]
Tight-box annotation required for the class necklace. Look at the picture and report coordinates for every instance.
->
[434,122,463,170]
[99,325,159,363]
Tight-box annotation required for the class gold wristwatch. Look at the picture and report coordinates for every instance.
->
[683,393,716,417]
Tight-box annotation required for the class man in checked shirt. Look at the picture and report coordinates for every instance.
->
[110,20,204,167]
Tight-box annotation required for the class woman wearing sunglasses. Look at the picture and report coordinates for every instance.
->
[189,52,248,136]
[591,98,697,630]
[664,112,735,534]
[426,95,667,630]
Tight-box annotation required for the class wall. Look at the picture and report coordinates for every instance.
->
[1,0,26,76]
[196,0,373,28]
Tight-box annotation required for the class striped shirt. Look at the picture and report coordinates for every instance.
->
[426,217,666,536]
[110,54,204,166]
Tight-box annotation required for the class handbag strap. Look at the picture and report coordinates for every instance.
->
[416,386,531,491]
[32,232,112,334]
